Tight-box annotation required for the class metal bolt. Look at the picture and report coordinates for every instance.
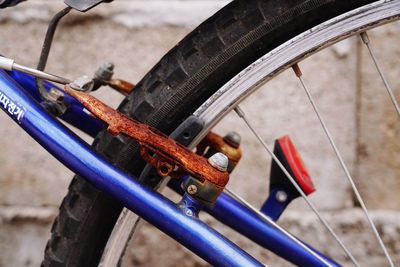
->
[104,62,114,71]
[276,190,288,203]
[70,75,94,92]
[187,185,198,195]
[185,209,194,217]
[95,62,114,81]
[208,152,229,172]
[223,131,241,148]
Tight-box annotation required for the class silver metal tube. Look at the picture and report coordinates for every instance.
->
[0,56,71,85]
[0,56,14,71]
[13,63,71,85]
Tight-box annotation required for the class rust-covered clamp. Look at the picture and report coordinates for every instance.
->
[64,86,229,202]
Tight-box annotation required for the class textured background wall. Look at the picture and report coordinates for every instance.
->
[0,1,399,266]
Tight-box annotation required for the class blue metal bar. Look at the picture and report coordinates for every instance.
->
[169,179,340,267]
[9,70,103,137]
[0,70,263,267]
[208,192,340,266]
[260,187,293,221]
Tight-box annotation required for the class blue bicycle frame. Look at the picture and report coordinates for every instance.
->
[0,69,340,267]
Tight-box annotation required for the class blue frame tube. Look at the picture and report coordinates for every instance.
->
[169,180,340,267]
[207,193,340,266]
[0,70,263,267]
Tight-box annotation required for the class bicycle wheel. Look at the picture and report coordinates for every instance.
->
[43,0,399,266]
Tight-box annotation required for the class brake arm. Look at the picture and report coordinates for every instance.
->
[64,85,229,190]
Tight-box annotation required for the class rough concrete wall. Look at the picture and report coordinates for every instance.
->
[0,1,399,266]
[356,25,400,209]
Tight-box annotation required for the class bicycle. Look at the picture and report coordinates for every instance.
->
[0,0,399,266]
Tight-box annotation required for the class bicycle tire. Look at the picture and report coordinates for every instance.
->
[42,0,380,266]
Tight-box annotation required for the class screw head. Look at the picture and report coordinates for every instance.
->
[223,131,241,148]
[185,209,194,217]
[187,185,198,195]
[208,152,229,172]
[276,190,288,203]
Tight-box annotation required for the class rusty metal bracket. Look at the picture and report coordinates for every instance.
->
[197,132,242,173]
[92,62,135,95]
[182,176,223,204]
[64,86,229,193]
[105,79,135,95]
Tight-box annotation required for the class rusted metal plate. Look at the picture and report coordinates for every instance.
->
[106,79,135,96]
[64,85,229,188]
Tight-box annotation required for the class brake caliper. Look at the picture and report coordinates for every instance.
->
[64,85,229,204]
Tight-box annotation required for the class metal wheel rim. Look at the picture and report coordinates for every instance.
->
[100,1,400,266]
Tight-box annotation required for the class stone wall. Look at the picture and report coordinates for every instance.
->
[0,1,399,266]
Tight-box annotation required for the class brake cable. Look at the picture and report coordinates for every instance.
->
[34,7,72,116]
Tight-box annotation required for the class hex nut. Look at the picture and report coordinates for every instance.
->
[208,152,229,172]
[223,131,241,148]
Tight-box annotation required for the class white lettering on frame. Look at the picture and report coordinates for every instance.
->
[0,91,25,122]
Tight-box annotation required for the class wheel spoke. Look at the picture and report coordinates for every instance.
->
[224,188,336,267]
[292,63,395,267]
[234,106,360,267]
[360,31,400,118]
